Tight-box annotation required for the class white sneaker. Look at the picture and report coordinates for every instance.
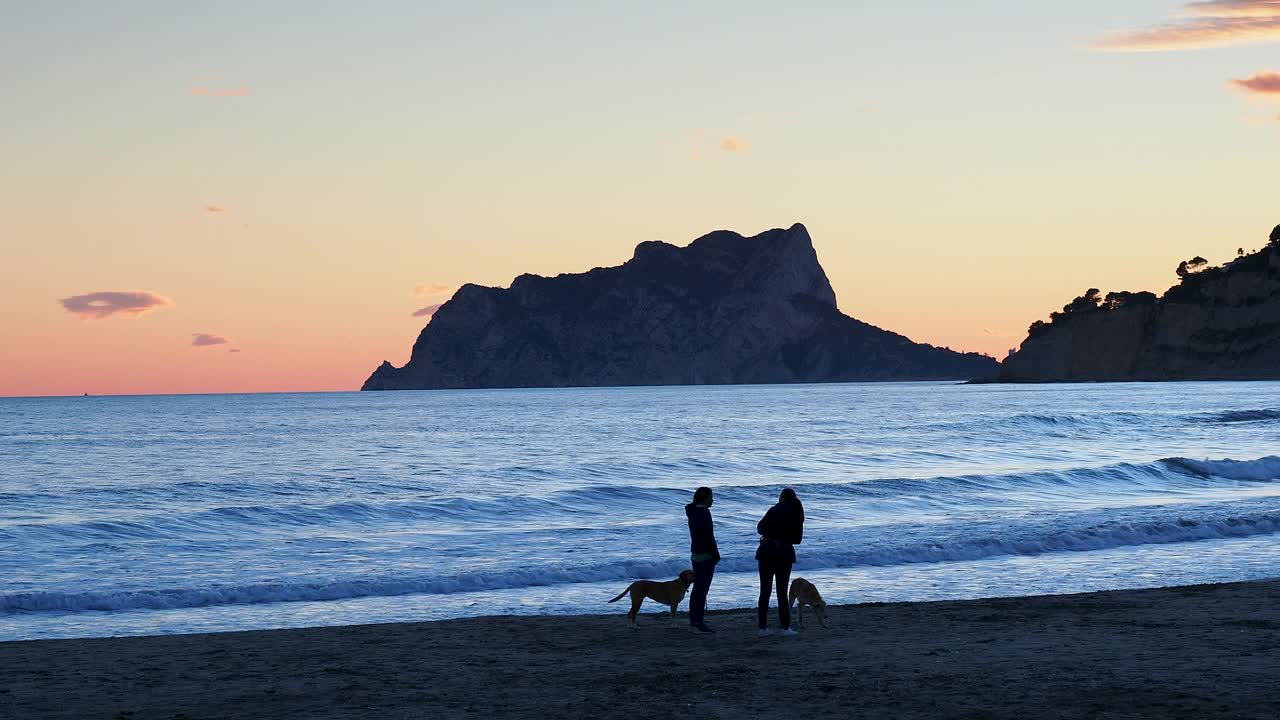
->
[778,628,799,637]
[757,628,774,637]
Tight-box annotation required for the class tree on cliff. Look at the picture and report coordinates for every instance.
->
[1047,289,1102,324]
[1176,256,1208,278]
[1102,291,1157,310]
[1270,224,1280,244]
[1065,288,1102,313]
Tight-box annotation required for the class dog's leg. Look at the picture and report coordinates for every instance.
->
[628,593,643,628]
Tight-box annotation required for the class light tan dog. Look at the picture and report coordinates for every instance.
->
[788,577,830,628]
[608,570,696,626]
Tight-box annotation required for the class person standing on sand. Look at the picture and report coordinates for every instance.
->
[756,487,804,637]
[685,486,720,634]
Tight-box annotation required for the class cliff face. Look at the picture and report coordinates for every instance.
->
[1000,244,1280,382]
[363,223,997,390]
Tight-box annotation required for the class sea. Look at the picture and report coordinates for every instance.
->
[2,381,1279,641]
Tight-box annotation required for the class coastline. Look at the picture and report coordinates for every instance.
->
[3,580,1277,719]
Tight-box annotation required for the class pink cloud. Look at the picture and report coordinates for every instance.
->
[60,291,173,320]
[190,87,251,97]
[1231,71,1280,94]
[229,348,241,353]
[412,303,443,318]
[192,333,230,347]
[1094,1,1280,51]
[720,137,747,152]
[1189,0,1280,17]
[205,204,228,214]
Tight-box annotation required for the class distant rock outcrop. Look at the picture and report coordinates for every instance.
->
[363,224,997,390]
[1000,236,1280,382]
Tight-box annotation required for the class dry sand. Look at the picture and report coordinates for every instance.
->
[2,579,1278,719]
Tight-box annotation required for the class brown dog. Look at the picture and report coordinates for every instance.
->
[788,577,830,628]
[607,570,696,626]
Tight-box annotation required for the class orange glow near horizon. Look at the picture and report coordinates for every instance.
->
[7,214,1272,398]
[3,4,1279,397]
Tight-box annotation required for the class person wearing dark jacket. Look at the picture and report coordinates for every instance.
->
[685,486,719,634]
[755,487,804,636]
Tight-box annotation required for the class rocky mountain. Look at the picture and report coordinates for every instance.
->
[363,223,997,390]
[999,232,1280,382]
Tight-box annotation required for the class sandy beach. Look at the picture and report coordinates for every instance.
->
[2,579,1277,719]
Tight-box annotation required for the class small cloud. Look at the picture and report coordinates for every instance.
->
[190,86,251,97]
[1093,1,1280,52]
[205,204,229,214]
[228,348,241,353]
[720,137,747,152]
[1190,0,1280,17]
[192,333,231,347]
[60,291,173,320]
[412,303,443,318]
[1231,71,1280,94]
[983,328,995,336]
[414,283,453,297]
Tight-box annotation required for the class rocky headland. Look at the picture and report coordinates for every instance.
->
[999,227,1280,382]
[363,223,997,390]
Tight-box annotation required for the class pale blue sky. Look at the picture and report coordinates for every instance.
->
[3,1,1278,394]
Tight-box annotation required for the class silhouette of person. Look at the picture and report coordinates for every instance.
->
[685,486,719,634]
[755,488,804,636]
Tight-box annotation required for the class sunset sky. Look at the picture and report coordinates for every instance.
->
[3,1,1279,397]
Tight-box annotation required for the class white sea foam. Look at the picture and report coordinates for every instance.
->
[7,504,1279,615]
[3,455,1277,543]
[4,383,1280,637]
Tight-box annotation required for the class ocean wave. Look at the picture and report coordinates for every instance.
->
[1162,456,1280,481]
[1195,409,1280,424]
[7,456,1279,542]
[924,411,1149,434]
[1006,413,1098,427]
[7,507,1280,615]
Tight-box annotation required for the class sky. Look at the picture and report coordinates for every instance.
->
[2,1,1279,397]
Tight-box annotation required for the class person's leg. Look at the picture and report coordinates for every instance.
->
[757,560,772,629]
[775,562,793,630]
[690,560,713,626]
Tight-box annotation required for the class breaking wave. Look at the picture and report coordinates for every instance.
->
[1196,409,1280,425]
[7,504,1280,615]
[4,456,1278,544]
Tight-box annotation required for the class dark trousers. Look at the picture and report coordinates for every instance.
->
[689,559,715,626]
[757,558,793,629]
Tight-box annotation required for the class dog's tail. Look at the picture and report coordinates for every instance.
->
[607,583,636,603]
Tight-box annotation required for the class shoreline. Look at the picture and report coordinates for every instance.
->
[3,579,1278,719]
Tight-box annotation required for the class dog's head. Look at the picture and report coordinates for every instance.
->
[678,569,695,588]
[814,601,830,627]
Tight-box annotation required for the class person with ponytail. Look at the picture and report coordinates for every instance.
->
[685,486,719,634]
[755,487,804,636]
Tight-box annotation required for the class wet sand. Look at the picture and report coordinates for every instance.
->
[2,579,1278,719]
